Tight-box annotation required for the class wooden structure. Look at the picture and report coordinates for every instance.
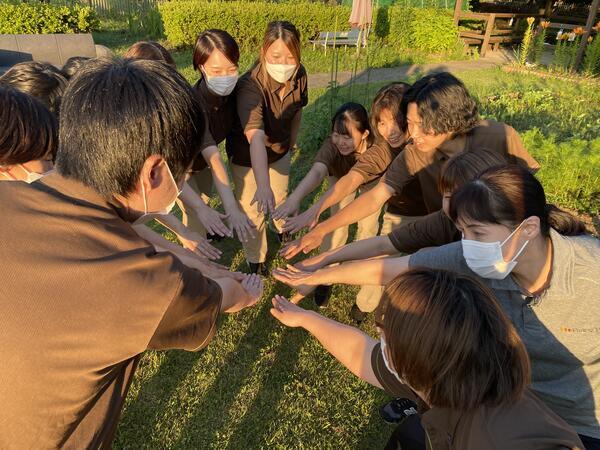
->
[453,0,599,69]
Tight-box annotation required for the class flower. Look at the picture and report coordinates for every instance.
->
[573,27,585,36]
[527,17,535,26]
[540,20,550,29]
[588,36,594,43]
[560,33,570,41]
[594,21,600,32]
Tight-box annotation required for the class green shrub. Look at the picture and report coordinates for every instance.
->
[160,1,459,54]
[0,1,98,34]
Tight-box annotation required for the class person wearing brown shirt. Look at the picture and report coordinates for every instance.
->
[281,73,540,273]
[270,269,583,450]
[226,21,309,275]
[176,29,255,243]
[272,103,383,305]
[0,58,263,449]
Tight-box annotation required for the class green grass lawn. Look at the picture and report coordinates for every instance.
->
[102,17,600,446]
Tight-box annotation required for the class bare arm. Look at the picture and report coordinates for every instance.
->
[179,183,231,238]
[280,180,395,259]
[247,128,275,215]
[296,235,398,271]
[272,162,328,221]
[201,146,256,242]
[270,296,381,388]
[155,213,221,260]
[289,110,302,149]
[314,170,365,220]
[273,255,410,287]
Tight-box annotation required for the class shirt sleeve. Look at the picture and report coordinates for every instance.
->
[147,265,222,352]
[381,150,416,195]
[198,106,217,153]
[388,211,460,254]
[371,343,416,398]
[351,142,394,183]
[313,138,337,174]
[408,241,470,274]
[505,125,540,172]
[236,76,264,134]
[298,66,309,107]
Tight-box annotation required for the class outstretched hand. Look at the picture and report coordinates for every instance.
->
[279,229,325,260]
[270,295,311,328]
[272,264,318,288]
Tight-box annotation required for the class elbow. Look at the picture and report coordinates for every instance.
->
[245,129,264,146]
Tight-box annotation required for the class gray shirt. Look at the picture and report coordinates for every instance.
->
[409,229,600,438]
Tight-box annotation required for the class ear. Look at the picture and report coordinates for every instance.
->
[139,155,165,192]
[362,129,370,140]
[522,216,541,239]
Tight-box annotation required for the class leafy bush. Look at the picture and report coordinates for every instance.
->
[160,1,458,54]
[0,1,99,34]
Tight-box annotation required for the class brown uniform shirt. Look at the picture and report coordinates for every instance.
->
[226,62,308,167]
[382,120,540,213]
[388,210,460,254]
[192,78,237,171]
[371,344,583,450]
[0,173,222,449]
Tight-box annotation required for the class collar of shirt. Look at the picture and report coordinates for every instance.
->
[196,78,228,111]
[39,171,133,223]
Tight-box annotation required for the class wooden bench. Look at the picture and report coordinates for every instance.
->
[310,28,365,53]
[457,12,544,56]
[0,33,112,74]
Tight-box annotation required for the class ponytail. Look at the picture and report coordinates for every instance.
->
[545,204,587,236]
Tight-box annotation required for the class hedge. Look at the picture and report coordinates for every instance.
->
[159,0,458,53]
[0,1,99,34]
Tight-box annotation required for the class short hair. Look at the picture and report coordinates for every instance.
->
[123,41,176,67]
[370,82,411,137]
[260,21,301,65]
[450,165,587,237]
[56,58,204,197]
[331,102,373,146]
[0,61,67,115]
[437,148,507,194]
[376,268,531,410]
[193,29,240,71]
[406,72,479,136]
[0,86,57,165]
[62,56,91,79]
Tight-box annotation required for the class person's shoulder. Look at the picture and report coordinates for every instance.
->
[554,230,600,268]
[475,391,583,450]
[296,63,308,78]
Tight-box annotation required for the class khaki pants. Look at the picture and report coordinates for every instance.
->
[355,210,421,312]
[320,177,381,252]
[178,167,213,237]
[231,153,290,263]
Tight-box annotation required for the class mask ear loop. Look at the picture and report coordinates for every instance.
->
[140,179,148,215]
[500,221,530,262]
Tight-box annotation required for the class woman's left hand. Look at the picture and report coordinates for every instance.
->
[270,295,311,328]
[226,207,256,243]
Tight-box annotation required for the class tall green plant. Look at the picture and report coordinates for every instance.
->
[517,16,535,66]
[583,33,600,76]
[531,20,549,64]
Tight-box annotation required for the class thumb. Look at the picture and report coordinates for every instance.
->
[270,307,284,322]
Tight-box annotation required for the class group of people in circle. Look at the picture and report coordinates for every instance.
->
[0,18,598,450]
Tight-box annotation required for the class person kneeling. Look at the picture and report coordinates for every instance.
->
[270,268,582,449]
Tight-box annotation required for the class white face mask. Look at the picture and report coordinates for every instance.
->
[133,162,181,225]
[0,164,52,183]
[203,69,238,97]
[462,221,530,280]
[380,335,403,383]
[265,62,296,84]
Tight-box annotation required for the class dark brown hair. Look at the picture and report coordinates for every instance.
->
[0,86,57,165]
[260,21,301,66]
[123,41,175,67]
[370,82,411,137]
[449,165,587,237]
[406,72,479,136]
[56,58,204,197]
[62,56,91,79]
[0,61,67,115]
[332,102,373,146]
[438,148,507,194]
[193,29,240,71]
[376,268,531,410]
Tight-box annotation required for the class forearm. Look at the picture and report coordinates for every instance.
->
[320,236,398,267]
[180,182,209,211]
[288,165,326,205]
[249,133,271,188]
[215,278,246,313]
[204,147,238,213]
[300,310,379,385]
[289,111,302,148]
[134,224,192,258]
[317,172,362,216]
[155,214,190,241]
[308,256,409,286]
